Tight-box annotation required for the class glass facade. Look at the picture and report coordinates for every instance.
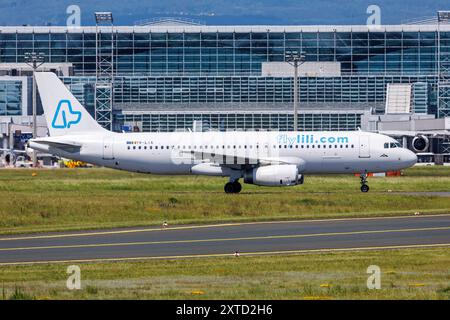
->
[62,75,438,111]
[0,80,22,116]
[411,82,429,114]
[1,27,448,76]
[0,25,449,131]
[115,112,362,132]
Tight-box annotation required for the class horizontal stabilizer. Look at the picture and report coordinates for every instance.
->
[29,139,82,153]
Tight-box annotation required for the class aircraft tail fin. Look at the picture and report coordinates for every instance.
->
[35,72,107,136]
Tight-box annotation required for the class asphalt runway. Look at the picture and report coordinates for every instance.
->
[1,214,450,265]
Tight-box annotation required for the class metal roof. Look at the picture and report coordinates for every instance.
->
[1,24,450,34]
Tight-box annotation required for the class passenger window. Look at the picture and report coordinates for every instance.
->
[127,146,130,150]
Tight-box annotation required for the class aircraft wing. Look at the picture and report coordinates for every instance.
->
[30,139,82,153]
[178,150,305,170]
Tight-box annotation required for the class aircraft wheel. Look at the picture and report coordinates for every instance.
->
[224,182,235,194]
[360,184,370,193]
[232,181,242,193]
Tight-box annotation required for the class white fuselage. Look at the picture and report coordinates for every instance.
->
[30,130,417,175]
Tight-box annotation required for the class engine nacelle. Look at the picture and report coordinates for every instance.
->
[244,165,302,187]
[412,135,429,152]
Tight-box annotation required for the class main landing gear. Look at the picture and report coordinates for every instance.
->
[224,180,242,194]
[360,173,370,193]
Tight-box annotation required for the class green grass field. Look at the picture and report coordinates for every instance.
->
[1,248,449,300]
[0,166,449,300]
[0,166,449,234]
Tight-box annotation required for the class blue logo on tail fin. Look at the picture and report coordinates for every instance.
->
[51,100,82,129]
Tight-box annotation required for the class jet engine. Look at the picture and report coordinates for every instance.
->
[244,165,302,187]
[411,135,429,152]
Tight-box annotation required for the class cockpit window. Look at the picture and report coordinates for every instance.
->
[384,143,389,149]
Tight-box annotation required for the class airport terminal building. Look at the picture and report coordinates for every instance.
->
[1,17,450,158]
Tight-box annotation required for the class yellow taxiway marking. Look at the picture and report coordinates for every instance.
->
[1,226,449,252]
[1,213,450,242]
[0,243,449,266]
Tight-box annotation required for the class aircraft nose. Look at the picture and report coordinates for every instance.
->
[403,149,417,167]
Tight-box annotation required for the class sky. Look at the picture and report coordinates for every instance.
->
[0,0,448,26]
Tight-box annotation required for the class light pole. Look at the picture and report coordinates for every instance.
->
[24,52,45,167]
[285,50,306,131]
[437,11,450,118]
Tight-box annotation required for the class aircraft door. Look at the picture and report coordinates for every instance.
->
[103,136,114,160]
[359,135,370,158]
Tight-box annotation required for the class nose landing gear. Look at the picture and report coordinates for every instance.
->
[360,173,370,193]
[224,180,242,194]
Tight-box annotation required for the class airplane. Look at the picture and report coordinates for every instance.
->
[28,72,418,193]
